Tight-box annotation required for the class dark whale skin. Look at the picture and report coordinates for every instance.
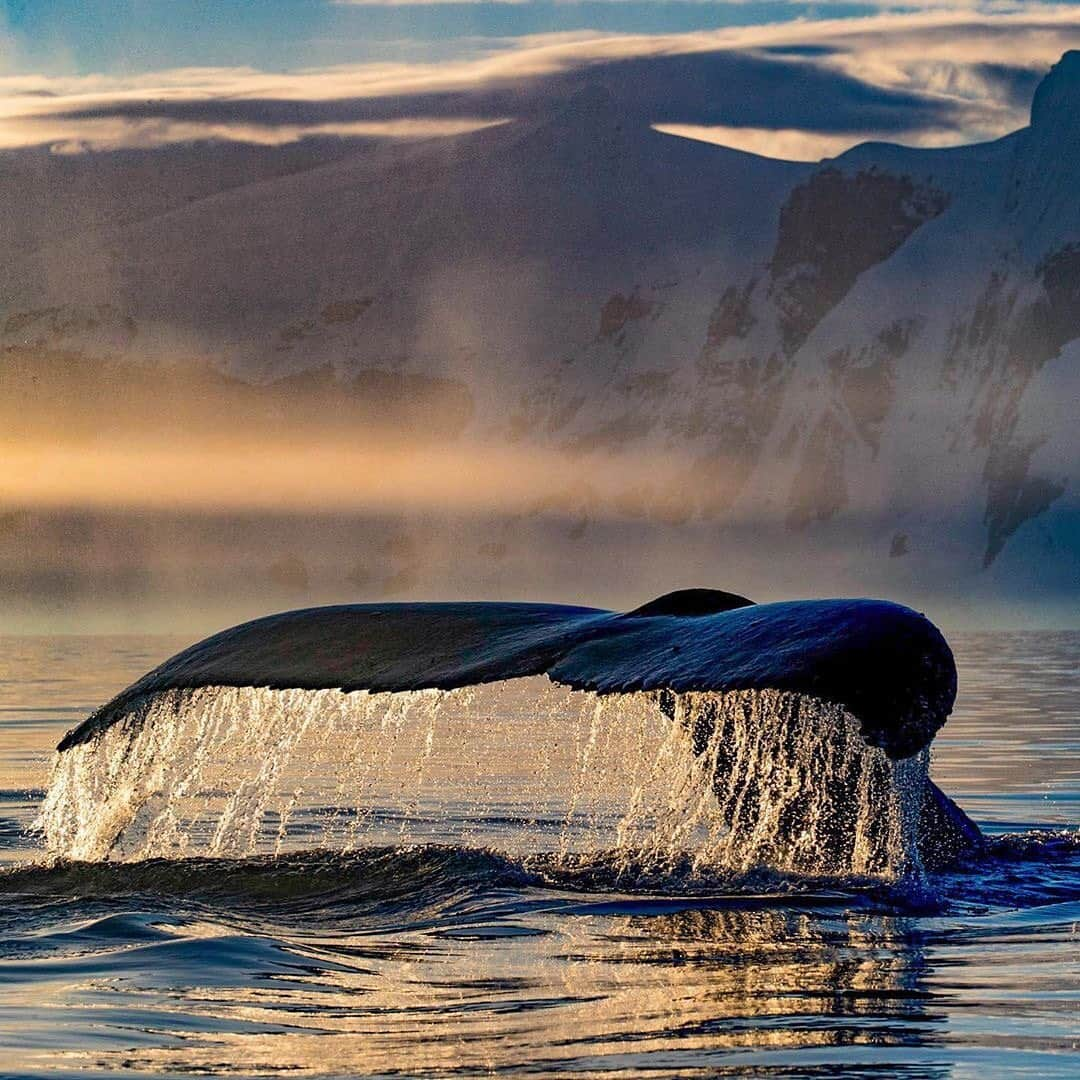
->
[58,590,955,762]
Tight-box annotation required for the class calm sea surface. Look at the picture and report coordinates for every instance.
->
[0,631,1076,1078]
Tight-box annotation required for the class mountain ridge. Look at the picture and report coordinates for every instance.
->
[2,53,1077,619]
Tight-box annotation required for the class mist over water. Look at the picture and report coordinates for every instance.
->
[0,632,1077,1077]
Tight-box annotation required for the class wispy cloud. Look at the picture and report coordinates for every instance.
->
[653,123,899,160]
[0,8,1076,157]
[16,116,507,154]
[330,0,531,5]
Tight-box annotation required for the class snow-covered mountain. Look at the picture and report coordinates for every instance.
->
[3,53,1078,626]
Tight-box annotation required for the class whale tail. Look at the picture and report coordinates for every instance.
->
[918,782,986,869]
[46,591,981,874]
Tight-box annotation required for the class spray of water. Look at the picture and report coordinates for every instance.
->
[37,679,929,879]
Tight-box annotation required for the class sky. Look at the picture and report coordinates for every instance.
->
[1,2,1078,159]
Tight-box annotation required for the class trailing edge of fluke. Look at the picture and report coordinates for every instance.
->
[57,589,956,760]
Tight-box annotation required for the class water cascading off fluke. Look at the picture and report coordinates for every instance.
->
[40,591,984,877]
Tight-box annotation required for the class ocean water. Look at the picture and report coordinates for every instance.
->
[0,631,1076,1078]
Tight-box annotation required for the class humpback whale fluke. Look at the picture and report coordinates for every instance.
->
[58,594,953,759]
[49,591,982,872]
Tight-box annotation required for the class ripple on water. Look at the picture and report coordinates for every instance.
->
[0,631,1075,1077]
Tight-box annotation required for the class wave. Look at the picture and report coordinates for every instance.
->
[5,831,1077,926]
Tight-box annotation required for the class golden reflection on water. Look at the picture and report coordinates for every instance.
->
[43,908,940,1077]
[1,633,1076,1077]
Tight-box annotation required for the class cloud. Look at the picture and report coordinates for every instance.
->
[330,0,530,4]
[16,116,507,154]
[25,50,956,134]
[0,8,1077,157]
[653,123,900,160]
